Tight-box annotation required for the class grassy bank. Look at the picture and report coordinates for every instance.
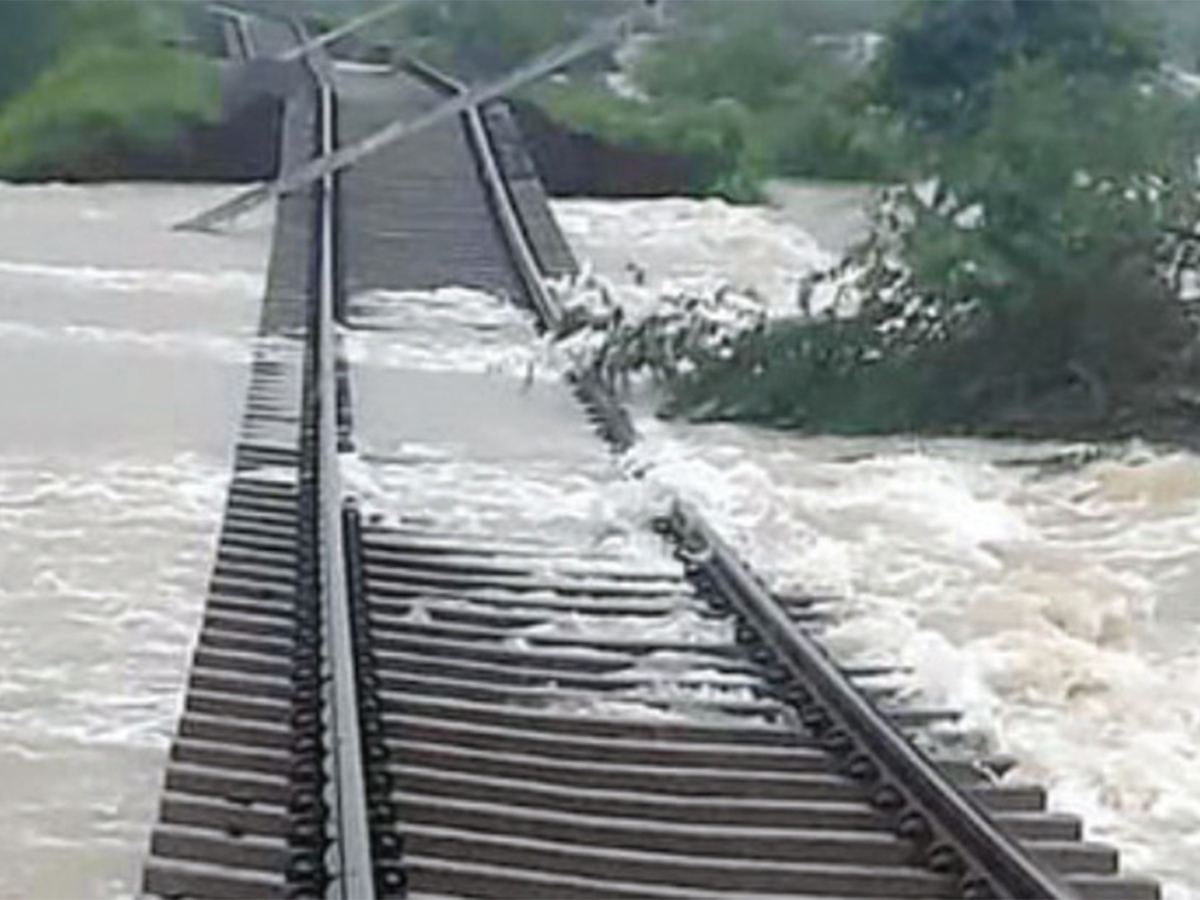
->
[534,82,760,200]
[0,2,221,181]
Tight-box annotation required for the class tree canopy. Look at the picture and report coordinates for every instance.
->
[578,0,1200,440]
[0,1,218,180]
[0,2,66,108]
[876,0,1160,135]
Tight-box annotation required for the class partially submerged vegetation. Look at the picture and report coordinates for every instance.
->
[3,0,1199,443]
[558,0,1200,442]
[0,2,220,180]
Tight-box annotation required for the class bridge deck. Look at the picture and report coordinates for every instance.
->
[142,16,1161,900]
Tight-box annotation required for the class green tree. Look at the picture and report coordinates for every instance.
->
[877,0,1159,136]
[896,61,1198,413]
[0,2,219,180]
[0,1,66,107]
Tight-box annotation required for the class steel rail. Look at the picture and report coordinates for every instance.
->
[674,506,1076,899]
[399,54,641,452]
[423,55,1078,900]
[396,56,562,332]
[297,28,375,900]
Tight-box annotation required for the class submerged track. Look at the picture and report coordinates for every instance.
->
[144,9,1161,900]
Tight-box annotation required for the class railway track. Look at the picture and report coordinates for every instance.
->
[144,9,1160,899]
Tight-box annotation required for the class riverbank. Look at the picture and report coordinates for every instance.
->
[555,188,1200,454]
[556,195,1200,900]
[0,4,281,185]
[0,53,284,184]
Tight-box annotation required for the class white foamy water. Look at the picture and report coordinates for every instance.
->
[0,183,270,897]
[342,281,763,725]
[557,192,1200,898]
[345,286,543,375]
[12,176,1192,895]
[552,197,834,315]
[343,281,670,563]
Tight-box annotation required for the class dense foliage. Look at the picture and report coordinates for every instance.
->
[535,82,760,200]
[877,0,1157,136]
[580,0,1200,439]
[0,1,219,180]
[537,0,908,191]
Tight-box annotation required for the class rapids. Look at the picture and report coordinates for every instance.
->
[1,179,1195,899]
[0,183,270,897]
[556,191,1200,899]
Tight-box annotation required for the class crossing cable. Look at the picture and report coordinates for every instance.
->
[176,1,660,232]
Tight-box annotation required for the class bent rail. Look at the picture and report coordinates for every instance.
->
[418,52,1079,900]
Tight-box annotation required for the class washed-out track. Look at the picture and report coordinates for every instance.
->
[142,9,1159,900]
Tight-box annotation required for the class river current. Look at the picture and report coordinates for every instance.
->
[0,184,270,897]
[555,191,1200,900]
[0,181,1196,899]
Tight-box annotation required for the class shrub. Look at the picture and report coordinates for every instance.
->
[0,2,219,180]
[586,59,1200,435]
[0,44,220,180]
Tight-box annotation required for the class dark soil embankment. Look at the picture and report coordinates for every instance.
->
[506,98,699,198]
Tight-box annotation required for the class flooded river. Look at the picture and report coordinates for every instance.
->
[0,179,1197,900]
[0,184,269,897]
[555,192,1200,900]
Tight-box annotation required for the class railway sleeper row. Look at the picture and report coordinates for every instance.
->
[146,389,307,897]
[348,525,1154,900]
[144,73,323,893]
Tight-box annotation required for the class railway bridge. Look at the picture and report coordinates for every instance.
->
[142,9,1160,900]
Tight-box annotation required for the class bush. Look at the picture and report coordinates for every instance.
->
[587,58,1200,436]
[0,45,219,180]
[0,3,220,180]
[635,14,803,110]
[890,62,1200,411]
[754,73,909,182]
